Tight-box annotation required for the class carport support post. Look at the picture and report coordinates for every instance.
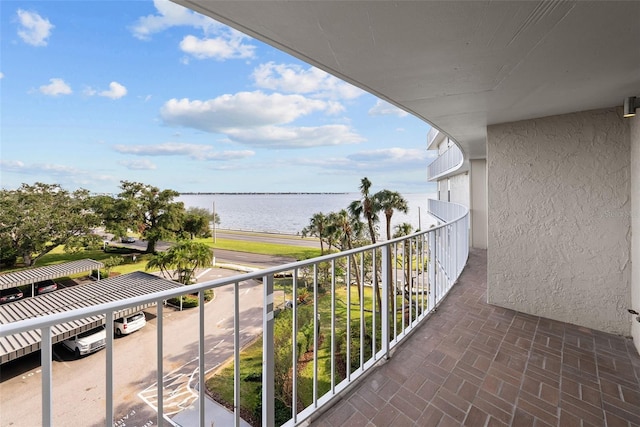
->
[262,274,275,426]
[41,326,53,426]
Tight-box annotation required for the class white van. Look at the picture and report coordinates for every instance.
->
[114,312,146,337]
[62,325,106,358]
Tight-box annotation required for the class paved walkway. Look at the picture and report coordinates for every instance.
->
[311,249,640,426]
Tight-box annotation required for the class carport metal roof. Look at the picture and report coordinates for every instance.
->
[0,259,104,290]
[0,271,182,363]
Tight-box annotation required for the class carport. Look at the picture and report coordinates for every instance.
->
[0,271,183,363]
[0,259,105,298]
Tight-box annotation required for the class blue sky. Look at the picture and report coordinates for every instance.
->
[1,0,436,194]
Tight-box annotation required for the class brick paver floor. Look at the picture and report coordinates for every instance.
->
[310,249,640,426]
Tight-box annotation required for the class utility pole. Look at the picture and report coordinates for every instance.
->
[213,201,217,244]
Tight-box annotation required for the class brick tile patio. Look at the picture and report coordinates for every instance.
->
[310,249,640,426]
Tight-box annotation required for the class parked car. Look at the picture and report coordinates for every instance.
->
[0,287,24,304]
[62,325,106,358]
[121,236,136,243]
[114,312,146,337]
[34,279,59,295]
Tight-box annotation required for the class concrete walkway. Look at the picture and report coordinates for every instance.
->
[171,396,252,427]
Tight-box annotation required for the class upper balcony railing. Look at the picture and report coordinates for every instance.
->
[427,144,463,181]
[428,198,469,223]
[0,202,469,427]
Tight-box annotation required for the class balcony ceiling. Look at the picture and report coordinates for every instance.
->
[173,1,640,159]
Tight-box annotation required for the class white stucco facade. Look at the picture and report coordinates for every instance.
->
[487,108,631,335]
[631,114,640,352]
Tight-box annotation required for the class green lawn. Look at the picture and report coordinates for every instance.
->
[205,282,381,426]
[4,236,321,279]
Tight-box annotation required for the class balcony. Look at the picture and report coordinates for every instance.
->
[310,249,640,426]
[0,202,470,426]
[427,143,464,182]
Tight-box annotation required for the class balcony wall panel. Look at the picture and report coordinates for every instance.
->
[487,107,631,335]
[631,114,640,352]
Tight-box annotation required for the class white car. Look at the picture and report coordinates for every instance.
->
[114,312,146,336]
[62,325,106,358]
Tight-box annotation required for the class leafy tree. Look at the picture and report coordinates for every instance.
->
[376,190,409,241]
[117,181,185,253]
[182,207,220,239]
[0,182,100,266]
[88,194,131,240]
[146,240,213,285]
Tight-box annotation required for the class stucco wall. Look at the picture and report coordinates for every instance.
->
[631,114,640,352]
[487,108,631,335]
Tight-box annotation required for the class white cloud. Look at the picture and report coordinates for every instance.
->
[252,62,364,100]
[130,0,257,61]
[225,124,365,148]
[119,159,157,170]
[99,81,127,99]
[0,72,4,79]
[348,148,428,163]
[39,78,72,96]
[1,159,83,176]
[130,0,218,40]
[113,142,254,161]
[368,100,409,117]
[298,147,432,173]
[180,34,255,60]
[16,9,54,46]
[161,91,335,131]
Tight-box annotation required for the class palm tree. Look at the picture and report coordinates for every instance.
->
[376,190,409,241]
[301,212,329,255]
[348,177,380,245]
[146,240,213,285]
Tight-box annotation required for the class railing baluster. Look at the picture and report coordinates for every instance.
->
[41,326,52,427]
[359,252,364,370]
[156,302,163,426]
[313,263,318,408]
[330,259,336,393]
[262,275,274,426]
[106,311,114,427]
[292,268,298,422]
[381,245,390,359]
[234,281,241,427]
[199,290,205,426]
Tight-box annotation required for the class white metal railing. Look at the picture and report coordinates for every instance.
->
[0,203,469,427]
[427,143,463,181]
[428,198,468,223]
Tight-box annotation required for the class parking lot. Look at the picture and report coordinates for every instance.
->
[0,267,267,426]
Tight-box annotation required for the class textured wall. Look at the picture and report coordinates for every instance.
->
[487,108,631,335]
[631,115,640,352]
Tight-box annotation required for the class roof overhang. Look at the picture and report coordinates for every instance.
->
[173,0,640,159]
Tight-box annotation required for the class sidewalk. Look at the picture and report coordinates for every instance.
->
[171,396,252,427]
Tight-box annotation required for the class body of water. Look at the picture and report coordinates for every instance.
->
[177,193,437,235]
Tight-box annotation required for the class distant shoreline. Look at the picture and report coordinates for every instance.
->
[180,192,349,195]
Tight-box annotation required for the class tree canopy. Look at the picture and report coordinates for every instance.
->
[0,182,100,266]
[146,240,213,285]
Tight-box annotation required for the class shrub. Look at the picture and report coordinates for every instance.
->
[167,289,214,308]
